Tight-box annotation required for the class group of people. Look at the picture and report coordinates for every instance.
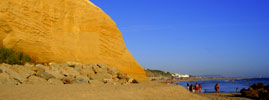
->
[187,83,220,93]
[187,83,202,93]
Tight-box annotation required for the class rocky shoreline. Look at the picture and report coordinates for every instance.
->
[0,63,136,85]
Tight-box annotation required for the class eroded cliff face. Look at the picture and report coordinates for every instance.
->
[0,0,148,80]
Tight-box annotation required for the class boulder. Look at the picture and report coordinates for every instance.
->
[251,83,265,90]
[241,83,269,100]
[35,64,50,71]
[3,67,27,83]
[77,68,95,76]
[74,65,83,71]
[61,75,76,84]
[107,67,118,78]
[92,65,107,74]
[25,76,48,85]
[0,73,14,84]
[90,73,112,82]
[36,70,55,80]
[71,75,89,84]
[60,67,80,77]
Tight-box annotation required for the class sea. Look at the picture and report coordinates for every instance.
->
[174,78,269,93]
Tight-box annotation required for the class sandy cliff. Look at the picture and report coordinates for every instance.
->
[0,0,147,80]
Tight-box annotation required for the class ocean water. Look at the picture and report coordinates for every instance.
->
[174,78,269,93]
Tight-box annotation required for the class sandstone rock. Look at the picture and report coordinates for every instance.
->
[0,73,11,84]
[92,65,107,74]
[15,66,35,79]
[46,70,65,79]
[90,73,112,82]
[83,64,94,69]
[60,68,80,77]
[78,68,95,76]
[2,66,27,83]
[74,65,83,71]
[118,72,132,81]
[47,78,63,85]
[61,75,76,84]
[71,75,89,84]
[107,67,118,79]
[25,76,47,85]
[35,64,50,71]
[0,0,147,81]
[36,70,55,80]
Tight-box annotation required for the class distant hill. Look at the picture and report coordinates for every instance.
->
[145,69,172,77]
[196,75,224,78]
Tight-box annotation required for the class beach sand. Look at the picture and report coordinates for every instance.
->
[197,93,254,100]
[0,82,207,100]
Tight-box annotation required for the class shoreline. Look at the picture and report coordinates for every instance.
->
[150,77,262,83]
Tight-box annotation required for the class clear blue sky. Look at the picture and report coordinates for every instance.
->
[91,0,269,77]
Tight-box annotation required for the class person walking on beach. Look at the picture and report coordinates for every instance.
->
[198,84,202,93]
[215,83,220,93]
[195,83,199,92]
[187,83,190,91]
[189,83,193,92]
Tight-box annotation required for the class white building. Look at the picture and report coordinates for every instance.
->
[172,73,190,78]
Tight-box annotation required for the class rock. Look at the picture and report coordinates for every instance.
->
[61,75,76,84]
[118,72,132,82]
[16,66,35,79]
[74,65,83,71]
[71,75,89,84]
[90,73,112,82]
[83,64,94,69]
[92,65,107,74]
[47,78,63,85]
[241,83,269,100]
[2,66,27,83]
[60,67,80,77]
[36,70,55,80]
[0,73,15,84]
[107,67,118,78]
[0,0,148,81]
[35,64,50,71]
[25,76,47,85]
[245,90,259,98]
[46,70,65,79]
[77,68,95,76]
[251,83,265,90]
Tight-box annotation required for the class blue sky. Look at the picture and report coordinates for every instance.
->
[91,0,269,77]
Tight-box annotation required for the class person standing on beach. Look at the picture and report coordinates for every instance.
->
[189,83,193,92]
[187,83,190,91]
[195,83,199,92]
[198,84,202,93]
[215,83,220,93]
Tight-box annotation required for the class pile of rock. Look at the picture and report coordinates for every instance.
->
[240,83,269,100]
[0,63,136,85]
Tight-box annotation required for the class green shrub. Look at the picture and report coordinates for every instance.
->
[0,47,33,65]
[145,69,172,77]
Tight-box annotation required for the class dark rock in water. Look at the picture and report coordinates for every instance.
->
[251,83,264,90]
[241,83,269,100]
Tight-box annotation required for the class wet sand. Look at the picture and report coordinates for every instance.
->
[0,82,207,100]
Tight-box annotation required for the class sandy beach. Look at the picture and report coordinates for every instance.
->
[197,93,253,100]
[0,82,207,100]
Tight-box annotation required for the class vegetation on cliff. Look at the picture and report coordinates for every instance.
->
[0,47,32,65]
[145,69,172,77]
